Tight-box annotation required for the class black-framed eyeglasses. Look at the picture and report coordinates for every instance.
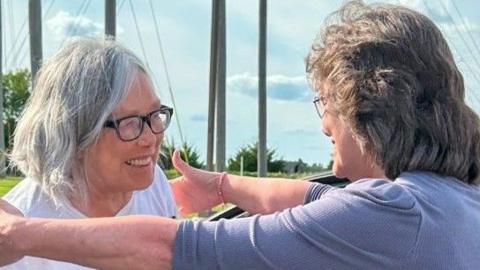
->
[104,105,174,142]
[313,95,327,118]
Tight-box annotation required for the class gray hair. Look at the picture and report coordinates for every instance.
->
[307,1,480,184]
[10,36,149,203]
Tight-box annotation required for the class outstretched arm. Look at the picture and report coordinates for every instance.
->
[222,173,312,214]
[170,150,312,215]
[0,200,179,270]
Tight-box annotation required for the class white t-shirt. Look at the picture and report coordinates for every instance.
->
[1,165,177,270]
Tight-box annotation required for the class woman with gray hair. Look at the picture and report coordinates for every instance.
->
[0,1,479,269]
[1,37,177,269]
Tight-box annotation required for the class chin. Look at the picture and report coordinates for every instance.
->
[134,176,154,190]
[332,165,344,179]
[332,163,353,182]
[130,168,155,190]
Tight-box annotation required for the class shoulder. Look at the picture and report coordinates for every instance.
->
[2,178,58,217]
[290,179,422,260]
[338,178,416,210]
[303,178,418,221]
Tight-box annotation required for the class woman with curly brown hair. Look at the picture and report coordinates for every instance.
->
[1,1,479,269]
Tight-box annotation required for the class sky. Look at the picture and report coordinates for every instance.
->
[3,0,480,167]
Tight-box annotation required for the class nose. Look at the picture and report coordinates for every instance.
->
[137,121,158,146]
[322,128,331,138]
[321,117,331,138]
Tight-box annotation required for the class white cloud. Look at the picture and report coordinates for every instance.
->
[46,11,104,41]
[439,17,480,34]
[227,73,311,102]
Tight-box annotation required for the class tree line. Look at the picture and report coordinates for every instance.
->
[159,141,331,174]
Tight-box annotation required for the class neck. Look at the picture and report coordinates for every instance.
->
[69,186,133,218]
[349,160,388,182]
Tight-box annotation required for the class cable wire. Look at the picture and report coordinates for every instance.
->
[15,0,56,71]
[148,0,186,148]
[420,0,480,106]
[8,0,55,70]
[450,1,480,57]
[117,0,127,15]
[436,0,480,71]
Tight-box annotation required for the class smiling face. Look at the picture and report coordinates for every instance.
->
[319,89,384,181]
[83,70,163,195]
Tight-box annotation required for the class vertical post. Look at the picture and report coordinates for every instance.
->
[258,0,267,177]
[105,0,116,38]
[29,0,42,86]
[215,0,226,172]
[0,0,5,177]
[240,156,244,176]
[207,0,218,171]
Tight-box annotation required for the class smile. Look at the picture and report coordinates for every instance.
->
[126,157,151,167]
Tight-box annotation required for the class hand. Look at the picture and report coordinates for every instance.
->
[0,199,25,266]
[170,150,224,215]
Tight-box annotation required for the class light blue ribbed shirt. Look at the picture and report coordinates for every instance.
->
[173,171,480,269]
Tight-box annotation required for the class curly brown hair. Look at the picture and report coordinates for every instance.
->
[306,1,480,184]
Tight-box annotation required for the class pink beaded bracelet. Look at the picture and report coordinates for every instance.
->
[217,172,227,205]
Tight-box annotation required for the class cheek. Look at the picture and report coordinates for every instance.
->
[331,128,360,172]
[91,134,127,165]
[335,139,367,179]
[332,146,346,170]
[155,133,163,150]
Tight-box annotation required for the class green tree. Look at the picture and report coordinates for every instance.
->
[227,142,285,172]
[305,162,326,173]
[2,70,31,150]
[158,138,205,170]
[327,160,333,170]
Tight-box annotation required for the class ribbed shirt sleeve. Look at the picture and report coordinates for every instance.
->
[303,182,338,203]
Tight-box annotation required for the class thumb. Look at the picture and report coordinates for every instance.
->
[172,149,193,176]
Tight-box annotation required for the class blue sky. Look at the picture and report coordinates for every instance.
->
[3,0,480,166]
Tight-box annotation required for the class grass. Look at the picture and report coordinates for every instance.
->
[0,176,21,197]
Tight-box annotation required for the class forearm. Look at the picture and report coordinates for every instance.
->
[14,216,179,270]
[224,175,312,214]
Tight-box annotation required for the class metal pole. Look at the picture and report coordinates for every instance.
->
[28,0,42,85]
[0,0,5,177]
[258,0,267,177]
[215,0,226,172]
[240,156,244,176]
[207,0,218,171]
[105,0,116,37]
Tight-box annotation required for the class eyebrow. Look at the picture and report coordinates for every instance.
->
[111,100,162,120]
